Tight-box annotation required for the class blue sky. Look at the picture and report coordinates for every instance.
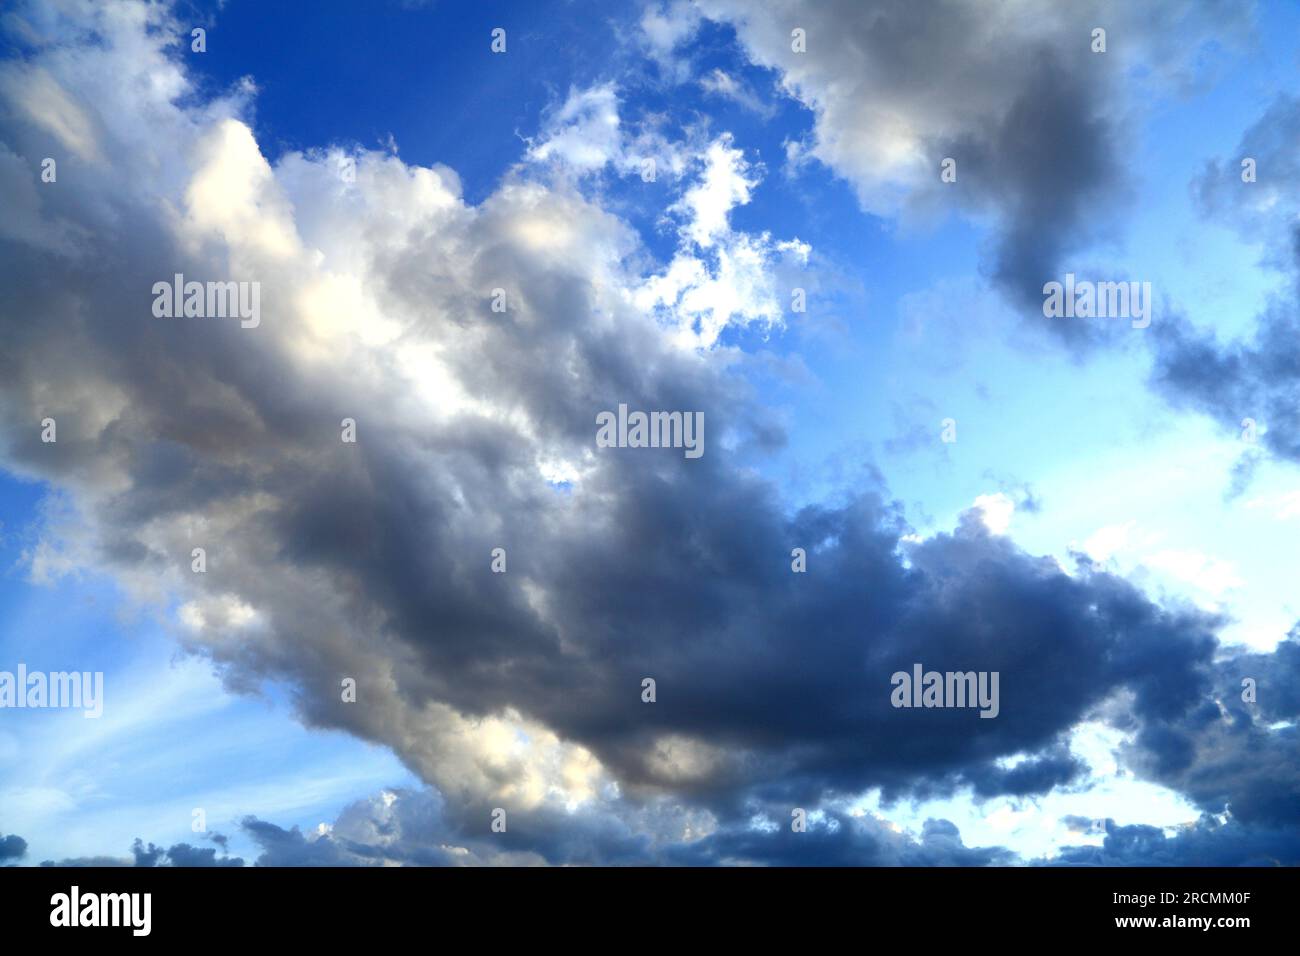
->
[0,476,418,865]
[1,0,1299,866]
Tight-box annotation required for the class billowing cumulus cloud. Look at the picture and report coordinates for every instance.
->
[0,0,1294,866]
[681,0,1247,334]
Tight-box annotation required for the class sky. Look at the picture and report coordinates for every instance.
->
[0,0,1298,867]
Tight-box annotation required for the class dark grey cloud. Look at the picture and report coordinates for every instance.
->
[946,48,1123,331]
[1153,296,1300,463]
[0,833,26,863]
[1051,816,1300,867]
[239,820,361,867]
[156,842,245,868]
[1118,630,1300,832]
[37,838,244,868]
[40,856,134,867]
[664,808,1015,866]
[965,746,1088,800]
[1154,95,1300,462]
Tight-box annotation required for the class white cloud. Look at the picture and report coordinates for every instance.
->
[636,134,810,348]
[1245,489,1300,520]
[526,83,624,173]
[638,0,704,82]
[1142,549,1244,603]
[699,68,773,117]
[670,135,755,248]
[1081,520,1137,563]
[973,492,1015,535]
